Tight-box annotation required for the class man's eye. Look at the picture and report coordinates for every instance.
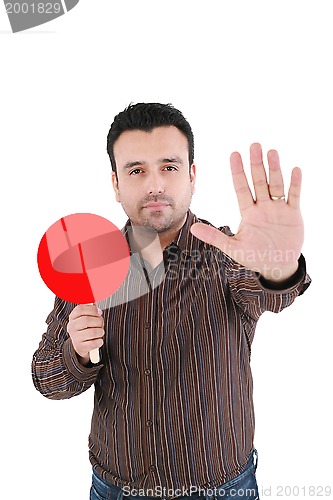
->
[164,166,177,171]
[129,169,142,175]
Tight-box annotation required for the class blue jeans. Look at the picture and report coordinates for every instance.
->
[90,449,259,500]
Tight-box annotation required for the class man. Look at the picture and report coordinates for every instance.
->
[32,103,311,500]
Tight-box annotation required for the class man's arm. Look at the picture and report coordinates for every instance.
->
[224,250,311,321]
[32,297,103,400]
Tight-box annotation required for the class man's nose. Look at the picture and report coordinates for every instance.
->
[145,172,165,195]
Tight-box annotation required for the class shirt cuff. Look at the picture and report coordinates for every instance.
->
[63,338,103,383]
[257,254,310,293]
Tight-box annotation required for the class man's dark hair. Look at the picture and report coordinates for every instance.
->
[106,103,194,174]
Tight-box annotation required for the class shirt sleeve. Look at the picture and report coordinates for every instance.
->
[218,226,311,324]
[224,252,311,322]
[31,296,102,400]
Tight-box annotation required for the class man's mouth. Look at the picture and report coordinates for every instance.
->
[143,202,170,210]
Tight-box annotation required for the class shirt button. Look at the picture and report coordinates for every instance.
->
[144,369,151,375]
[148,465,156,472]
[146,420,153,427]
[144,322,150,329]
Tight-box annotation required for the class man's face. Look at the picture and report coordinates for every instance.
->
[112,126,196,234]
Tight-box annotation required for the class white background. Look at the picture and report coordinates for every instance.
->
[1,1,332,499]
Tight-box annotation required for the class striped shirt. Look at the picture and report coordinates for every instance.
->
[32,210,311,497]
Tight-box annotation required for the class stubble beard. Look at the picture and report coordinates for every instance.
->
[124,198,192,236]
[140,192,193,234]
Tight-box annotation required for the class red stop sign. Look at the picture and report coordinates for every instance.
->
[37,213,130,304]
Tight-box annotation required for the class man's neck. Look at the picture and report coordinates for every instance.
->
[129,214,187,269]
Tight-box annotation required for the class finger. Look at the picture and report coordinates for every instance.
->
[80,316,104,330]
[83,338,104,351]
[77,338,104,358]
[250,143,270,202]
[69,304,102,321]
[267,149,285,198]
[190,223,233,257]
[287,167,302,208]
[69,315,104,332]
[67,316,103,337]
[230,151,254,212]
[79,328,105,342]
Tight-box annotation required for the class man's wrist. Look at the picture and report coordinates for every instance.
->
[63,338,103,381]
[77,353,91,367]
[258,255,306,291]
[260,261,299,283]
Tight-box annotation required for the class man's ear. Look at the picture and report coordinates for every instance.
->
[190,163,196,194]
[111,171,121,203]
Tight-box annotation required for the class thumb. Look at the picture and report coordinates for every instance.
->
[190,223,232,255]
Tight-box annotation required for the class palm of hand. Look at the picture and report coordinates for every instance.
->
[232,202,303,271]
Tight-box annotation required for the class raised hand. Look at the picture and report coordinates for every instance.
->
[190,143,304,282]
